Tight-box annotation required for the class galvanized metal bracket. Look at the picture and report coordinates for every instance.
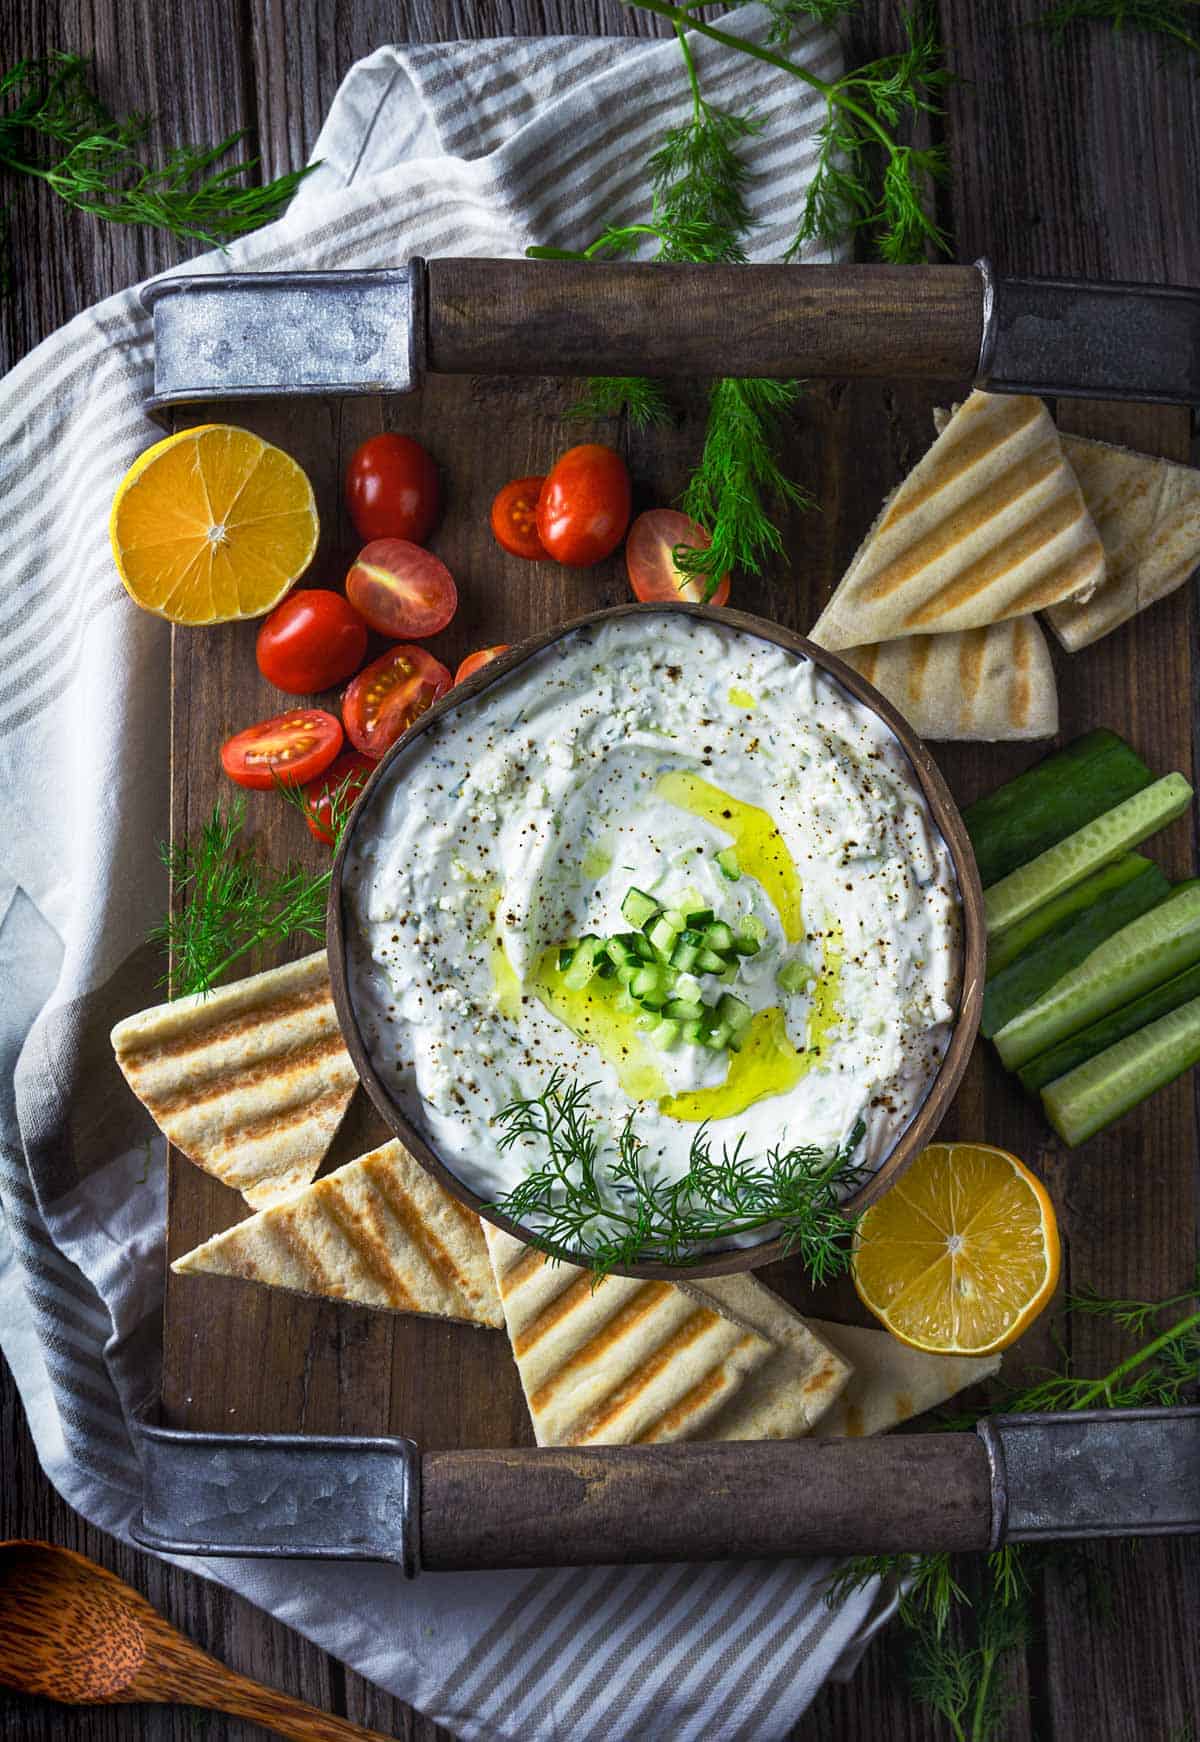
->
[134,1422,423,1576]
[141,262,426,411]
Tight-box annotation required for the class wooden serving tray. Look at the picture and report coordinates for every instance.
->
[161,373,1199,1453]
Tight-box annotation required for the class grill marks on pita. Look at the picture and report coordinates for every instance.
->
[482,1225,773,1446]
[838,616,1058,742]
[172,1139,504,1328]
[811,391,1104,652]
[111,951,357,1208]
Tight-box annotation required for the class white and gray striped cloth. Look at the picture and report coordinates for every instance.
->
[0,15,897,1737]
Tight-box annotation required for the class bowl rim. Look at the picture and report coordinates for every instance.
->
[327,601,985,1280]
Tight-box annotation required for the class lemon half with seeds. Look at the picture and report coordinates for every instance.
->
[110,424,319,625]
[852,1142,1060,1356]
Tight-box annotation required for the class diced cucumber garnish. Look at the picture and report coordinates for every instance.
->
[650,1018,682,1051]
[664,996,705,1022]
[647,915,681,955]
[994,884,1200,1070]
[696,947,728,974]
[716,846,741,881]
[685,909,715,928]
[563,935,602,988]
[706,921,735,955]
[621,887,659,929]
[983,773,1193,937]
[733,927,762,957]
[670,938,701,973]
[557,944,577,971]
[716,993,752,1032]
[1042,995,1200,1146]
[777,957,813,994]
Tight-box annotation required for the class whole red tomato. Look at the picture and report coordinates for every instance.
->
[346,434,440,544]
[255,590,369,694]
[536,444,632,567]
[342,645,452,758]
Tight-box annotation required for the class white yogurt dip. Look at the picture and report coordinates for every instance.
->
[344,614,961,1233]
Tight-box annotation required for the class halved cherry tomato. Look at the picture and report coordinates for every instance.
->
[455,645,510,685]
[255,590,369,695]
[625,509,730,607]
[220,709,343,790]
[491,477,546,559]
[346,539,457,640]
[299,750,374,846]
[346,434,440,544]
[342,645,452,758]
[536,444,631,567]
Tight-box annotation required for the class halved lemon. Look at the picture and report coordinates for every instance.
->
[110,424,319,625]
[852,1142,1060,1356]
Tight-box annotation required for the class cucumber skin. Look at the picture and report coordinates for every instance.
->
[982,864,1170,1038]
[1041,995,1200,1146]
[994,885,1200,1070]
[1019,957,1200,1094]
[986,854,1151,982]
[983,773,1193,938]
[963,730,1152,889]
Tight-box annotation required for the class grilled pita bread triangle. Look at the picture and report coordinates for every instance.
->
[173,1139,504,1328]
[811,390,1105,650]
[805,1318,1000,1437]
[1045,433,1200,650]
[680,1274,852,1437]
[835,616,1058,742]
[482,1224,775,1447]
[112,951,358,1209]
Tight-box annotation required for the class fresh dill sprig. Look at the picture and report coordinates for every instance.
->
[1037,0,1200,60]
[486,1070,865,1280]
[826,1274,1199,1738]
[568,376,674,429]
[152,777,362,998]
[678,377,816,596]
[0,53,314,257]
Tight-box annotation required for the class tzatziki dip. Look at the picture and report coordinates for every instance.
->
[344,613,961,1242]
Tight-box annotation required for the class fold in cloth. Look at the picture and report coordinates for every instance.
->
[0,14,901,1738]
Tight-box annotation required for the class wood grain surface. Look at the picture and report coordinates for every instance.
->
[2,3,1198,1741]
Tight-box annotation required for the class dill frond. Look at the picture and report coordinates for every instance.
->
[1037,0,1200,60]
[0,53,313,261]
[487,1071,864,1280]
[151,799,337,998]
[569,376,675,429]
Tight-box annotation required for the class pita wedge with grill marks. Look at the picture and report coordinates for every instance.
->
[680,1274,851,1439]
[111,951,358,1209]
[836,616,1058,742]
[482,1224,775,1447]
[806,1318,1000,1438]
[810,390,1105,651]
[172,1140,504,1328]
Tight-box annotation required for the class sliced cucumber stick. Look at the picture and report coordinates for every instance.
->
[986,854,1151,979]
[983,773,1193,938]
[963,729,1153,889]
[994,884,1200,1070]
[1018,957,1200,1094]
[1042,996,1200,1146]
[981,862,1170,1037]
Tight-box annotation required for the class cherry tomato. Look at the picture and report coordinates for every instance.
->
[299,750,374,846]
[490,476,546,559]
[536,444,632,567]
[454,645,510,685]
[255,590,369,695]
[220,709,343,790]
[345,539,457,640]
[346,434,440,544]
[625,509,730,607]
[342,645,452,758]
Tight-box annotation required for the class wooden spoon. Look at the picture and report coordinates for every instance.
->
[0,1539,396,1741]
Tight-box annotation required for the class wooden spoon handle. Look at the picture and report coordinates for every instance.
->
[178,1660,396,1742]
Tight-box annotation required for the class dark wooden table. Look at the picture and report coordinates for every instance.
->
[3,3,1198,1739]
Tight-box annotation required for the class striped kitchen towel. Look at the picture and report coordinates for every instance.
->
[0,12,896,1738]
